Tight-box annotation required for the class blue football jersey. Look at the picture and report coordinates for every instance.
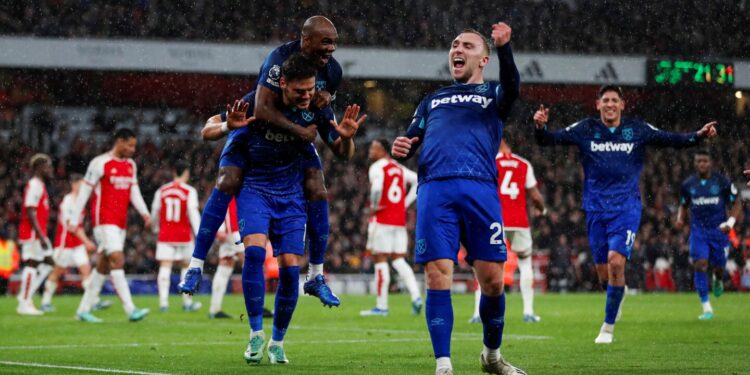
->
[257,40,342,100]
[221,91,339,195]
[680,173,737,230]
[535,117,701,212]
[401,44,520,184]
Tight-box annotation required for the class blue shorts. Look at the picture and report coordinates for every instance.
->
[585,208,641,264]
[219,128,248,169]
[235,187,307,256]
[300,143,322,170]
[689,228,728,267]
[415,179,507,265]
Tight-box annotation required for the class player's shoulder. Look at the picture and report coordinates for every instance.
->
[61,193,75,205]
[157,181,174,192]
[270,40,299,60]
[511,153,533,167]
[326,56,343,76]
[623,117,656,130]
[370,158,389,170]
[682,174,698,187]
[27,176,42,188]
[183,183,199,195]
[90,152,112,165]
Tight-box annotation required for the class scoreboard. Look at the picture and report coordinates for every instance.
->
[649,59,734,86]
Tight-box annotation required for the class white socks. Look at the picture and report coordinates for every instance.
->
[702,301,713,313]
[436,357,452,371]
[391,258,421,301]
[17,266,37,306]
[268,338,283,348]
[188,257,205,270]
[41,279,57,305]
[601,322,615,334]
[473,286,481,318]
[517,256,534,316]
[374,262,390,310]
[157,266,171,308]
[307,263,324,280]
[29,263,53,298]
[110,269,135,315]
[482,345,500,362]
[180,268,193,306]
[78,270,106,314]
[211,265,233,314]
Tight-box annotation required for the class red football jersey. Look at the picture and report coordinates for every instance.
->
[19,177,49,242]
[496,152,537,229]
[84,153,139,229]
[220,198,239,236]
[369,158,417,227]
[54,193,84,249]
[153,181,199,244]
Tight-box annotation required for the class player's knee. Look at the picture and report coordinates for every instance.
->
[244,247,265,265]
[216,168,242,195]
[218,257,235,267]
[303,169,327,201]
[694,259,709,272]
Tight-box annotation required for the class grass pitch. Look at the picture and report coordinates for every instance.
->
[1,292,748,374]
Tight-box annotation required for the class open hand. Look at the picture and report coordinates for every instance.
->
[533,104,549,128]
[331,104,367,140]
[226,100,256,130]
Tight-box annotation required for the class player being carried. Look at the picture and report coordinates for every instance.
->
[533,85,718,343]
[16,153,54,316]
[470,137,547,324]
[69,128,152,323]
[360,139,422,317]
[392,23,524,375]
[179,16,343,307]
[198,54,365,364]
[674,150,741,320]
[40,174,97,312]
[151,161,202,313]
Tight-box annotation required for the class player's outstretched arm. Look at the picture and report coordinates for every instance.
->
[491,22,520,121]
[329,104,367,160]
[533,104,577,147]
[202,100,256,141]
[256,86,318,143]
[646,121,717,148]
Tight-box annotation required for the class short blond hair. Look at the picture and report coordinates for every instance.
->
[460,28,491,56]
[29,153,50,169]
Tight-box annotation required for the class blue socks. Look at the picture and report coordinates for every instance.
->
[192,188,233,261]
[426,289,453,359]
[272,266,300,341]
[604,285,625,324]
[479,293,506,350]
[242,246,266,332]
[306,199,329,265]
[694,271,709,303]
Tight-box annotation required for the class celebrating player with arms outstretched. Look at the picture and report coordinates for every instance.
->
[70,128,151,323]
[675,150,742,320]
[183,16,342,306]
[533,85,718,343]
[195,54,364,364]
[392,23,523,375]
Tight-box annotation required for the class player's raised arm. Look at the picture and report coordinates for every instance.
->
[645,121,717,148]
[491,22,520,121]
[202,99,255,141]
[533,105,579,147]
[327,104,367,160]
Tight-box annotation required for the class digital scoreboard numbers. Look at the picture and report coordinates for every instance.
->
[650,59,734,86]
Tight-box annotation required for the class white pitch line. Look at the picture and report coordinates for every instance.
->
[0,361,175,375]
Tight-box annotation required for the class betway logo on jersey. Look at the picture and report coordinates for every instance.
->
[431,95,493,109]
[265,129,297,143]
[590,141,634,154]
[692,196,720,206]
[109,176,132,190]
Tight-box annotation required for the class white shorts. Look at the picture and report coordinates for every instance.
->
[505,228,533,257]
[53,246,89,268]
[156,242,193,261]
[93,225,126,254]
[20,240,46,262]
[368,223,408,255]
[218,231,243,259]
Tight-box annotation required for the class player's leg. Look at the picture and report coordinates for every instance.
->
[511,229,539,322]
[156,244,174,311]
[416,180,459,374]
[266,197,308,364]
[28,252,55,302]
[470,274,481,323]
[689,232,713,319]
[41,264,65,312]
[460,179,525,375]
[177,245,200,311]
[17,241,43,315]
[361,251,390,316]
[709,239,729,298]
[209,239,239,318]
[102,226,148,321]
[390,225,422,315]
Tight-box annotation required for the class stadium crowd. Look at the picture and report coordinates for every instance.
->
[1,89,748,292]
[0,0,748,58]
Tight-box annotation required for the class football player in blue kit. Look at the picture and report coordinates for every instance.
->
[675,150,741,320]
[204,54,364,364]
[533,85,718,344]
[179,16,343,307]
[392,23,523,375]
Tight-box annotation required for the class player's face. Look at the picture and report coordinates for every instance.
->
[368,141,385,161]
[38,160,53,179]
[281,77,316,110]
[596,91,625,125]
[304,28,338,68]
[694,154,711,174]
[449,33,489,83]
[116,137,137,158]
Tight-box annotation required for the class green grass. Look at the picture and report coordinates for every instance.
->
[1,292,748,374]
